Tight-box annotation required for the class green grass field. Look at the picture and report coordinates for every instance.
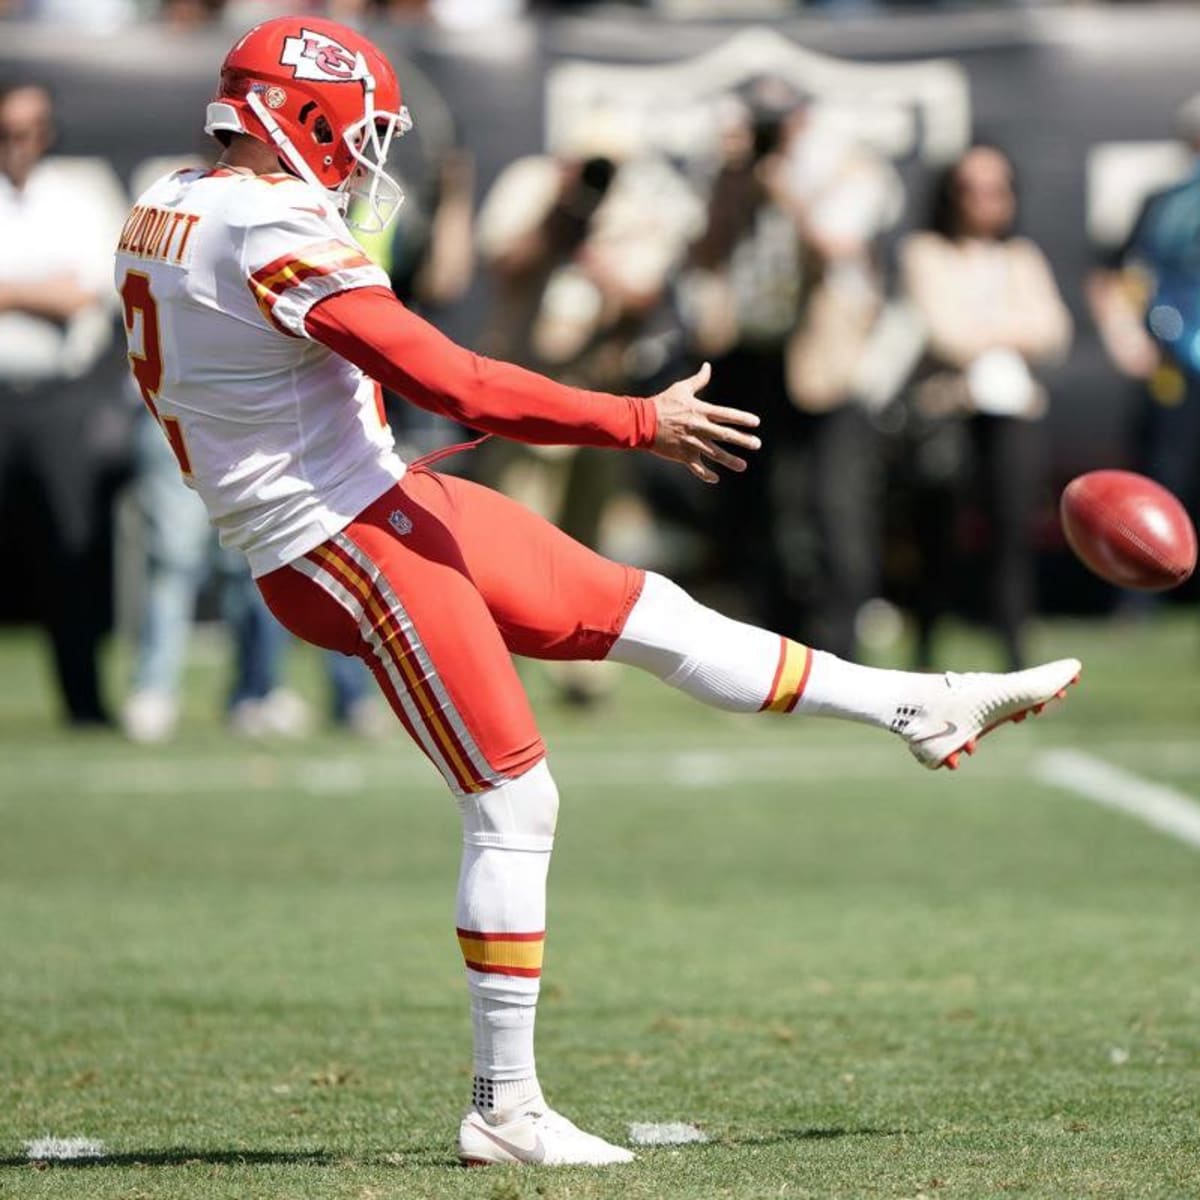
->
[2,615,1199,1198]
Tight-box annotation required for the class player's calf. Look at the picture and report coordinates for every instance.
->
[608,572,1080,770]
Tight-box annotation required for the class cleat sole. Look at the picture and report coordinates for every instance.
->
[935,667,1082,771]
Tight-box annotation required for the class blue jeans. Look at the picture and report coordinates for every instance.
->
[129,413,369,712]
[130,411,214,696]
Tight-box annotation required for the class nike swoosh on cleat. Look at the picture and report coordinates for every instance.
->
[473,1122,547,1164]
[912,720,959,744]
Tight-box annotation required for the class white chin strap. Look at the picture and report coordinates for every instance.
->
[243,88,331,196]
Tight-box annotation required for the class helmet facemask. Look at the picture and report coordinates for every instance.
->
[340,62,411,234]
[241,51,410,234]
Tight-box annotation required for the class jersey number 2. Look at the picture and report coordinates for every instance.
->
[120,270,192,477]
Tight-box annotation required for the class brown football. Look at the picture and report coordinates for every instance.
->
[1060,470,1197,591]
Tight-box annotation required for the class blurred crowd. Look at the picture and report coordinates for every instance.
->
[2,32,1198,736]
[0,0,531,31]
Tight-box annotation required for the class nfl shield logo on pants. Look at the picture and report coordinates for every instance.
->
[389,509,413,536]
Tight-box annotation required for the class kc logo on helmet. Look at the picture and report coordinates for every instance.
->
[280,30,359,82]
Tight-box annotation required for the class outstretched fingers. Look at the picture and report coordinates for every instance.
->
[684,434,747,475]
[649,361,764,482]
[699,402,760,430]
[695,411,761,453]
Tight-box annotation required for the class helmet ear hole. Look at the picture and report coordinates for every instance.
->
[312,115,334,145]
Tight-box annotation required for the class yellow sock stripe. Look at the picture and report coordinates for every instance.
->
[764,640,812,713]
[309,544,485,792]
[457,929,545,977]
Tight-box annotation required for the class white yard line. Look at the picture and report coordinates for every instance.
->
[1033,748,1200,851]
[24,1136,105,1161]
[628,1122,708,1146]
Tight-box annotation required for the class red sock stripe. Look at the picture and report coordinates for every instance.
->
[760,638,789,713]
[784,645,814,713]
[462,962,544,978]
[456,928,546,941]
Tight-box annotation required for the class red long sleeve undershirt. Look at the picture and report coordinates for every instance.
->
[304,286,658,450]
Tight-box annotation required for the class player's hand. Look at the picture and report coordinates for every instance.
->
[649,362,761,483]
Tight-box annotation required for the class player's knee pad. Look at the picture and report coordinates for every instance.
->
[456,758,559,853]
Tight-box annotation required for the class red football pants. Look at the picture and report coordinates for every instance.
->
[257,468,644,794]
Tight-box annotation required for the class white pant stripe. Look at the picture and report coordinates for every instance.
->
[287,554,465,793]
[330,533,504,789]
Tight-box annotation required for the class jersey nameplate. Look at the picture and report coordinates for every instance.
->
[117,204,201,267]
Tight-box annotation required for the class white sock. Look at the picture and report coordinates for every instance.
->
[472,1074,544,1118]
[610,572,939,730]
[609,573,788,712]
[794,649,937,731]
[455,761,559,1114]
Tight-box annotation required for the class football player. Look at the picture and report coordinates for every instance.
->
[115,17,1080,1167]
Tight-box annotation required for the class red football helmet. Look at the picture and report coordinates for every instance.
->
[204,16,412,232]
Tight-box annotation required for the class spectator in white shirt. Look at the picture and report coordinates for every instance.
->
[0,82,121,725]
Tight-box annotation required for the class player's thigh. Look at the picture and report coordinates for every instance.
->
[399,467,644,661]
[259,497,544,791]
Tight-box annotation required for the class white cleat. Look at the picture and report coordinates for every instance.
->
[897,658,1082,771]
[121,689,178,744]
[458,1104,635,1167]
[228,688,311,739]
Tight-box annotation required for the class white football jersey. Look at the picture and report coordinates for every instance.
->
[114,166,405,577]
